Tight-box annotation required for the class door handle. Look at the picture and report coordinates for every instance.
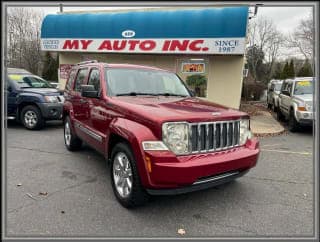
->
[80,99,87,104]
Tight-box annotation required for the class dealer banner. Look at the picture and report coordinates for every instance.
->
[41,38,245,55]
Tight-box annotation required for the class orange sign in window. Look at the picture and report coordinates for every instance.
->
[181,63,205,73]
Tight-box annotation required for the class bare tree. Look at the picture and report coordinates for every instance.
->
[247,17,284,81]
[286,13,314,61]
[7,7,44,75]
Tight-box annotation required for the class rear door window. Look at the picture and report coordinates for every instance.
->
[281,82,289,94]
[65,69,77,91]
[74,68,88,92]
[287,83,293,95]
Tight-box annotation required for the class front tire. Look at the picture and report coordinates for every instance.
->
[64,116,82,151]
[110,142,149,208]
[21,105,44,130]
[288,111,299,132]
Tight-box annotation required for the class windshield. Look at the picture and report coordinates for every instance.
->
[274,83,282,91]
[8,74,53,88]
[105,68,190,97]
[294,81,313,95]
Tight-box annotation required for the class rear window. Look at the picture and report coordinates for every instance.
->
[274,83,282,91]
[8,74,53,88]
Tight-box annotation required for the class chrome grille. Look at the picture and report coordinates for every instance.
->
[189,120,240,153]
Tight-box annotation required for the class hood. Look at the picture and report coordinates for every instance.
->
[111,96,248,124]
[20,88,61,96]
[293,94,313,102]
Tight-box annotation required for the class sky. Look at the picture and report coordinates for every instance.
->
[6,4,313,59]
[252,6,312,59]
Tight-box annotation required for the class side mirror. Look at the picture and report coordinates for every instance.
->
[81,85,99,98]
[188,89,195,97]
[281,90,290,96]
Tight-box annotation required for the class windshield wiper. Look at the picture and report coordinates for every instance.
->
[116,92,158,96]
[156,93,188,97]
[116,92,188,97]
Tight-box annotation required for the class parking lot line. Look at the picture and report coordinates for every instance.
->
[261,143,281,147]
[261,149,312,156]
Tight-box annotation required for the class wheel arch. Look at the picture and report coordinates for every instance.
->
[107,118,158,188]
[18,102,41,119]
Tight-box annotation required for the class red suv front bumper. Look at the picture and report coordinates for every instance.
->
[143,138,259,195]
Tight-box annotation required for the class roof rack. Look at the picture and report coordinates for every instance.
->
[76,60,98,65]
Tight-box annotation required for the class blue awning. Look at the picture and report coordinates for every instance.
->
[41,7,249,39]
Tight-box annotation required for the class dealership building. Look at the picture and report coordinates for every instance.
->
[41,7,249,109]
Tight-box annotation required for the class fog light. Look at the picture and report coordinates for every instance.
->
[50,109,57,116]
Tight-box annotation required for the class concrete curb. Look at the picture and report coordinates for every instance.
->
[253,129,287,137]
[250,111,286,137]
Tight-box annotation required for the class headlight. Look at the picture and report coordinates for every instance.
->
[162,122,189,155]
[239,119,252,145]
[44,96,59,103]
[305,103,312,112]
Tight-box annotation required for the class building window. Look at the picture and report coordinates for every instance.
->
[181,62,205,73]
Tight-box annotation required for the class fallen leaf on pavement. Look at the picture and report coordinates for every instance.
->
[26,193,37,200]
[61,210,65,214]
[178,228,186,235]
[39,192,48,196]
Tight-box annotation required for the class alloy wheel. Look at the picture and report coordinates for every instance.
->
[24,110,38,128]
[64,121,71,146]
[113,152,133,198]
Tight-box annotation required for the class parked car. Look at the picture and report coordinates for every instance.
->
[50,82,61,89]
[63,61,259,208]
[277,77,314,132]
[5,68,65,130]
[267,79,283,111]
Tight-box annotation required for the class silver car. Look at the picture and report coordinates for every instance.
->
[267,79,283,111]
[277,77,314,132]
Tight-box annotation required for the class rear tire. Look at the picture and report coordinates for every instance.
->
[277,108,285,121]
[272,100,277,112]
[21,105,44,130]
[64,116,82,151]
[110,142,149,208]
[267,103,272,109]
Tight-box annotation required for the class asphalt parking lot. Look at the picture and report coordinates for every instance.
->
[5,121,314,238]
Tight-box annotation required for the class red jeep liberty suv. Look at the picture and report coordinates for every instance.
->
[63,60,259,208]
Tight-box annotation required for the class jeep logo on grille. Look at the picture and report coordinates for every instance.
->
[122,30,135,38]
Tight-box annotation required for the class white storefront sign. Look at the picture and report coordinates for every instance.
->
[41,38,246,55]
